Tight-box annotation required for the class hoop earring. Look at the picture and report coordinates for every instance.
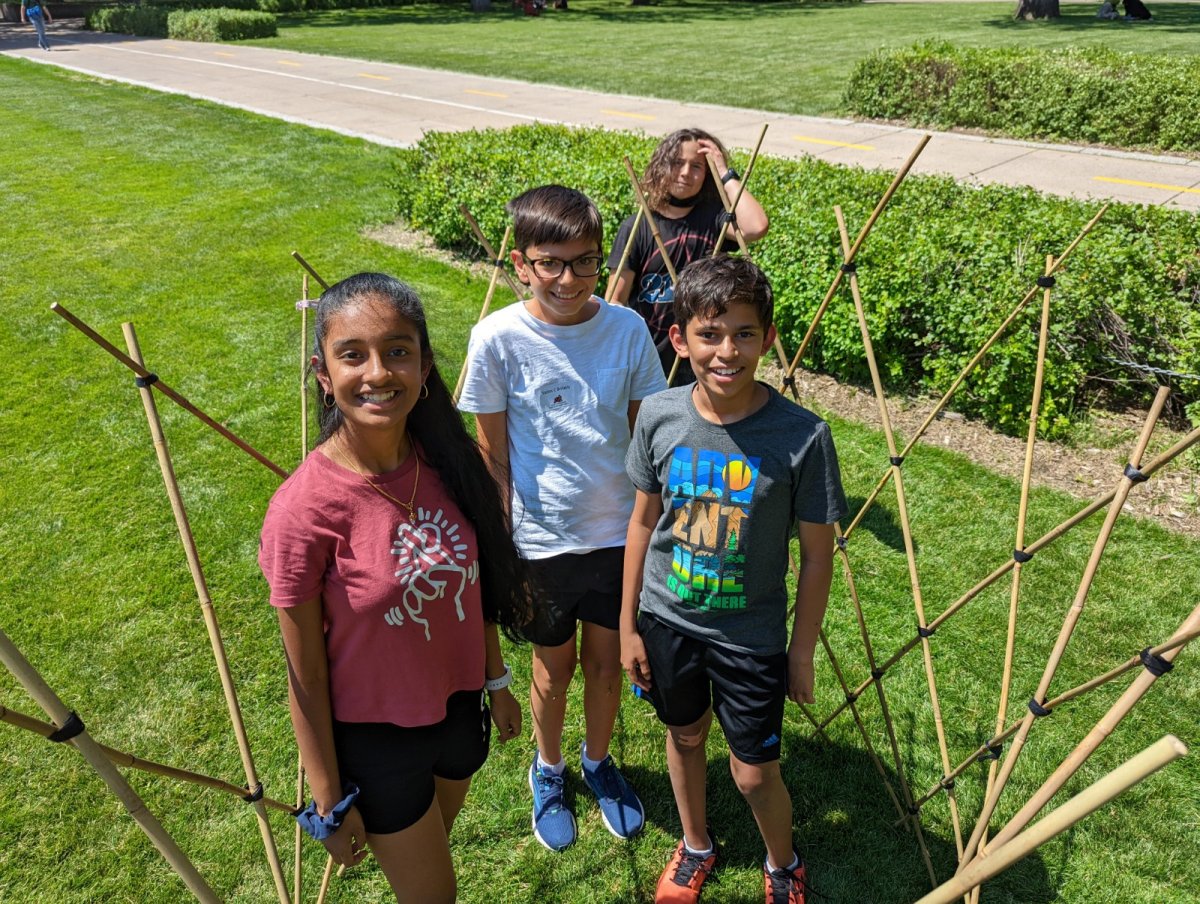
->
[322,392,336,409]
[420,383,429,400]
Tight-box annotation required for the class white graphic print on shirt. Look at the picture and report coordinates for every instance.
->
[384,505,478,640]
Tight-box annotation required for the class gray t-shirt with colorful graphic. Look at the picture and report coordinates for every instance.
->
[626,385,848,655]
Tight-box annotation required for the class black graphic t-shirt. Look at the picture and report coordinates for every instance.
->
[607,199,735,380]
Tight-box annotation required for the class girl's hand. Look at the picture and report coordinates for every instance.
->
[621,629,652,692]
[322,805,369,868]
[694,138,728,178]
[489,688,522,743]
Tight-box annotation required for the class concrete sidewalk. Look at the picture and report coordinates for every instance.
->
[5,27,1200,211]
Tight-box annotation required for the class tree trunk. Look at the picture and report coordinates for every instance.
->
[470,0,492,11]
[1014,0,1059,19]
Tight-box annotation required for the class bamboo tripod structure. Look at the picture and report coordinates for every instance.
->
[124,323,292,904]
[0,627,221,903]
[295,273,312,904]
[0,702,296,813]
[453,226,512,404]
[956,385,1172,873]
[604,207,643,303]
[460,205,528,301]
[968,255,1057,897]
[831,206,965,862]
[918,735,1188,904]
[292,250,331,292]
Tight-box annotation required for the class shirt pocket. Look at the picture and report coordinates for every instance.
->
[592,368,629,412]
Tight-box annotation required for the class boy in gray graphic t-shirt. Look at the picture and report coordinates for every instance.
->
[621,256,847,904]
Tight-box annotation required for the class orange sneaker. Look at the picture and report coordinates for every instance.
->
[763,856,809,904]
[655,837,717,903]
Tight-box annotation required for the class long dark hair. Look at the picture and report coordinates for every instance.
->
[313,273,533,640]
[642,127,729,212]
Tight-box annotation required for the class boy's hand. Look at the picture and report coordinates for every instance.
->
[621,629,652,691]
[786,646,815,705]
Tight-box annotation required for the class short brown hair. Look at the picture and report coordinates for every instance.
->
[673,256,774,331]
[506,185,603,252]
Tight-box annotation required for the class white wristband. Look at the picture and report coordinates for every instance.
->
[484,664,513,693]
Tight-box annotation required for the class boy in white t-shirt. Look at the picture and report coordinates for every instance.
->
[458,185,667,851]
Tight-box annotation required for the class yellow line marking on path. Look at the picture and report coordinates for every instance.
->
[1094,176,1200,195]
[357,73,390,81]
[603,109,656,121]
[214,51,235,58]
[794,135,875,151]
[276,60,302,68]
[464,89,508,98]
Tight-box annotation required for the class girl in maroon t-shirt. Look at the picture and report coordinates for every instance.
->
[260,273,532,901]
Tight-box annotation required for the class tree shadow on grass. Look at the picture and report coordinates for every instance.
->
[982,2,1200,34]
[279,0,831,29]
[845,493,911,555]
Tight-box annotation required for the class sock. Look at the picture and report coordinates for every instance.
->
[766,851,800,873]
[684,835,713,857]
[581,743,606,772]
[536,754,566,775]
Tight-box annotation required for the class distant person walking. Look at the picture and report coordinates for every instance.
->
[20,0,52,50]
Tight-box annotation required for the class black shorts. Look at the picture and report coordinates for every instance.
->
[637,613,786,765]
[332,689,490,835]
[521,546,624,647]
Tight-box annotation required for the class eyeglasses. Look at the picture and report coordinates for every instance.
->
[523,255,604,279]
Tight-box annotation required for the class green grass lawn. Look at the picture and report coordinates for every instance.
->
[245,0,1200,116]
[3,58,1199,903]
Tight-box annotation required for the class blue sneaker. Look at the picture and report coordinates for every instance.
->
[582,746,645,839]
[529,756,577,851]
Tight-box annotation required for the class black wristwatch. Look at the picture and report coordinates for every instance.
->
[720,168,740,184]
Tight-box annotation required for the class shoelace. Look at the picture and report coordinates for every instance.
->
[766,866,824,903]
[589,758,624,800]
[671,850,713,886]
[534,770,565,812]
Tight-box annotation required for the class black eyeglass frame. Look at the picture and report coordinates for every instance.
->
[520,253,605,279]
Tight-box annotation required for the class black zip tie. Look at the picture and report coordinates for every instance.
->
[845,691,859,704]
[47,711,85,743]
[242,782,264,804]
[1124,463,1148,484]
[781,374,796,391]
[840,262,857,274]
[1036,275,1056,288]
[978,742,1003,762]
[492,258,505,268]
[871,668,884,681]
[918,625,935,638]
[906,803,920,815]
[939,777,956,792]
[889,455,904,467]
[835,535,848,551]
[1028,698,1052,718]
[1140,647,1174,677]
[135,373,159,389]
[1013,549,1033,563]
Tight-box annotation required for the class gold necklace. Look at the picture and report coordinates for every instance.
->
[336,434,420,520]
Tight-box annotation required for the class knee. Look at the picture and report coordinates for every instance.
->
[580,652,622,686]
[533,656,576,695]
[730,758,777,800]
[669,726,707,753]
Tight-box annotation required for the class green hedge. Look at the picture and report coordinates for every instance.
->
[394,124,1200,438]
[842,42,1200,154]
[86,4,169,36]
[166,6,276,38]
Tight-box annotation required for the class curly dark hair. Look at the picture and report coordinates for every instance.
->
[641,127,729,212]
[312,272,533,640]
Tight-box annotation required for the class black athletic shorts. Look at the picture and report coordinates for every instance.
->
[637,613,786,764]
[332,689,490,835]
[521,546,624,647]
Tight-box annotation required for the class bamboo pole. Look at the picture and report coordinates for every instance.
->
[300,274,310,461]
[0,702,296,814]
[0,628,221,903]
[980,598,1200,858]
[830,522,938,883]
[51,303,289,480]
[460,205,528,301]
[957,386,1172,872]
[841,204,1109,543]
[720,123,769,237]
[904,624,1200,819]
[294,757,305,904]
[781,134,931,388]
[453,227,512,404]
[315,854,336,904]
[605,207,644,304]
[917,736,1188,904]
[813,419,1200,741]
[291,250,330,291]
[969,255,1056,895]
[834,207,964,861]
[124,323,292,904]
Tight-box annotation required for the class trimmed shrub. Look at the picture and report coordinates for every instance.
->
[167,7,276,39]
[86,4,169,36]
[842,42,1200,154]
[394,124,1200,437]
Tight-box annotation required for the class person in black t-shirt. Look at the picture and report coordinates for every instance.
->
[606,128,769,385]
